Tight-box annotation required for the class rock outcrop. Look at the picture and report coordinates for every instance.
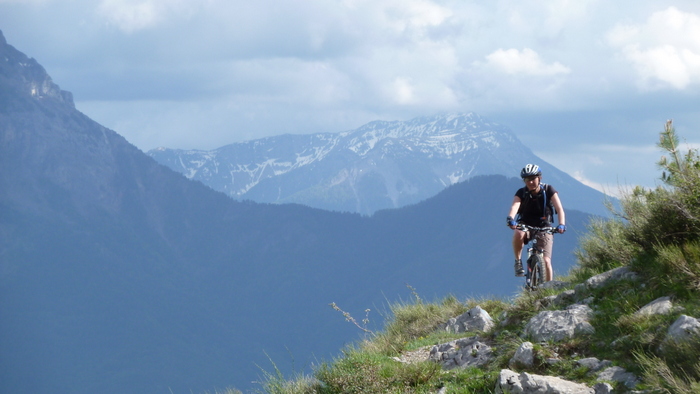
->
[524,304,595,342]
[429,336,494,369]
[495,369,595,394]
[662,314,700,351]
[440,305,494,333]
[634,296,674,316]
[509,342,534,369]
[576,266,639,292]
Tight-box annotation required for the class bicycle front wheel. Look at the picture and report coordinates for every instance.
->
[529,254,544,289]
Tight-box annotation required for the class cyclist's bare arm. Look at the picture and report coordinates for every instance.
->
[507,196,521,229]
[551,193,566,233]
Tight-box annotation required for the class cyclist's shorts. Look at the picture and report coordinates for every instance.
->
[533,231,554,260]
[522,230,554,259]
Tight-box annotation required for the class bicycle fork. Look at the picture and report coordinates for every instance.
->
[525,244,544,288]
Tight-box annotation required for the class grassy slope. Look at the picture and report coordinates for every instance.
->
[238,123,700,394]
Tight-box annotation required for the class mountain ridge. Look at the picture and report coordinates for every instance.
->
[148,112,609,216]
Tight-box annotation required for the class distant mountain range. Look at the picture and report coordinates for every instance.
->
[148,114,611,217]
[0,30,598,394]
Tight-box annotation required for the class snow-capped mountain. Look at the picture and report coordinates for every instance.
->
[148,113,609,216]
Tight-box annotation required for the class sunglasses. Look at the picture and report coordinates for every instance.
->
[523,176,539,182]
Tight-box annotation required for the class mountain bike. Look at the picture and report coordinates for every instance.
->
[517,224,556,291]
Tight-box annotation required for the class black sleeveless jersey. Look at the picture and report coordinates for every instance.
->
[515,183,557,226]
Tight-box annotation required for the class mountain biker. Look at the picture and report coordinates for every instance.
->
[506,164,566,282]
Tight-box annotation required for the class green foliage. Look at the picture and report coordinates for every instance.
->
[572,216,640,280]
[254,374,320,394]
[577,277,670,370]
[431,367,497,393]
[202,388,243,394]
[362,294,469,356]
[572,121,700,285]
[636,241,700,297]
[314,350,441,394]
[640,120,700,246]
[635,350,700,394]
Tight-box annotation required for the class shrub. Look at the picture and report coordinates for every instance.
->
[573,121,700,284]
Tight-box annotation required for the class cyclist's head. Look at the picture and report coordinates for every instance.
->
[520,164,542,179]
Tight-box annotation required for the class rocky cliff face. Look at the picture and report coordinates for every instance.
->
[0,31,73,106]
[0,30,116,218]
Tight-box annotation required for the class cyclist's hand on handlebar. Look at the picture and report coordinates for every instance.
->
[506,216,518,229]
[556,224,566,234]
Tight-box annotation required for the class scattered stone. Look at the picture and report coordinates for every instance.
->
[597,366,640,389]
[661,314,700,351]
[509,342,534,369]
[583,266,639,290]
[576,357,612,373]
[524,304,595,342]
[593,382,614,394]
[553,289,577,307]
[495,369,594,394]
[440,305,494,333]
[634,296,673,316]
[429,336,493,370]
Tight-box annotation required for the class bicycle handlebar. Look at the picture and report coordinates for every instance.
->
[516,224,557,234]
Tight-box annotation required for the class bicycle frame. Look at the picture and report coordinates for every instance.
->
[517,224,555,290]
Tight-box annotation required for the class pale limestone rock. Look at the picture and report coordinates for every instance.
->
[429,336,493,370]
[441,305,494,333]
[597,366,640,389]
[495,369,594,394]
[525,304,594,342]
[634,296,673,316]
[509,342,534,369]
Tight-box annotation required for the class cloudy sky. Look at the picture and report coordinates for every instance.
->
[1,0,700,195]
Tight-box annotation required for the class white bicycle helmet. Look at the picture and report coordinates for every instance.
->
[520,164,541,178]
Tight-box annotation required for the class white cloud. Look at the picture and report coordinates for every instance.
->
[0,0,51,3]
[391,77,415,104]
[571,170,620,197]
[96,0,199,33]
[608,7,700,90]
[483,48,571,76]
[536,142,663,197]
[503,0,598,40]
[343,0,452,34]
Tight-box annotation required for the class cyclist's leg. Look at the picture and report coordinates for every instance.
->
[512,229,526,259]
[512,229,527,276]
[537,232,554,281]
